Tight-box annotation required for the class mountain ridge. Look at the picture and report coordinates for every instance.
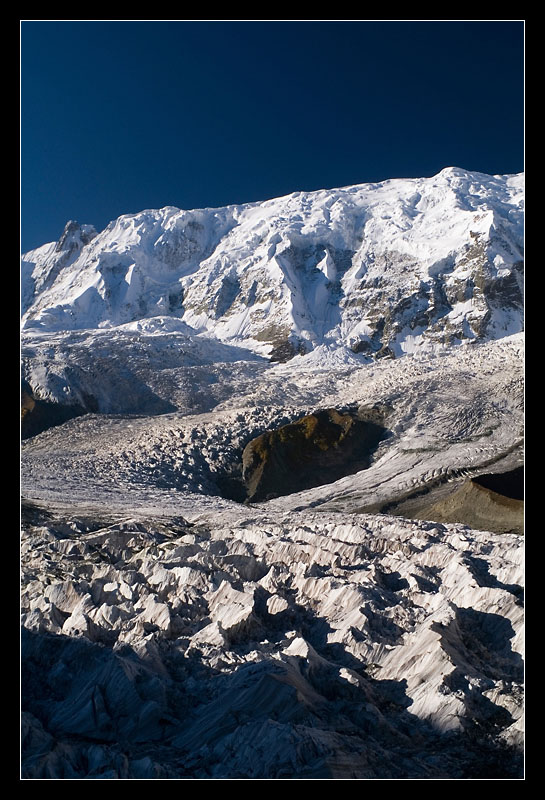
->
[22,167,524,364]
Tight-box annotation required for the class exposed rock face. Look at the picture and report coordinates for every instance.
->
[242,409,388,502]
[55,220,98,255]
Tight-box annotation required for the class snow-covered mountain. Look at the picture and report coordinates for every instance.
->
[20,169,525,779]
[22,167,523,361]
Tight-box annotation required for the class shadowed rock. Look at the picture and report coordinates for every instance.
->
[404,467,524,535]
[365,465,524,536]
[242,408,387,502]
[21,380,88,439]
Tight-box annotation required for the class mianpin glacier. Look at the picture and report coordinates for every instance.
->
[21,168,524,779]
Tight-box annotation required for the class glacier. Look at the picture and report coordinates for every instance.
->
[20,168,524,779]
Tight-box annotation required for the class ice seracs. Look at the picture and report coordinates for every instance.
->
[21,503,524,778]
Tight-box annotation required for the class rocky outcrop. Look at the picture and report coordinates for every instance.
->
[418,468,524,534]
[376,466,524,535]
[242,408,388,502]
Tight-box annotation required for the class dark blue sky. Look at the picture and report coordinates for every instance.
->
[21,20,524,253]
